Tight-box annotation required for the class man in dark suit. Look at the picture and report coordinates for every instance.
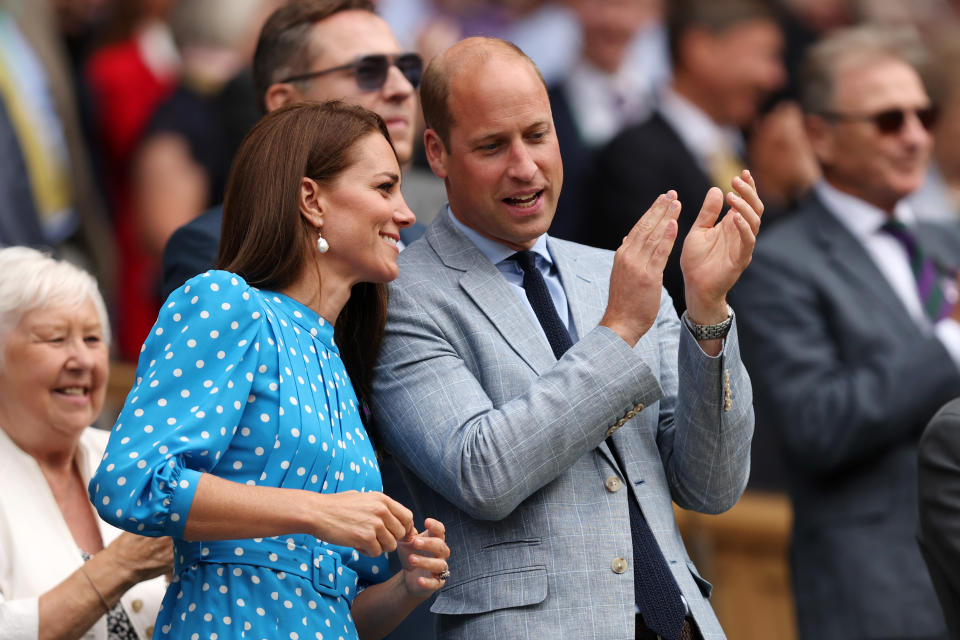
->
[731,25,960,639]
[919,398,960,639]
[546,0,668,241]
[161,0,428,300]
[589,0,784,316]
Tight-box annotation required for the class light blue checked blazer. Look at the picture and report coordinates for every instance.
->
[371,212,754,640]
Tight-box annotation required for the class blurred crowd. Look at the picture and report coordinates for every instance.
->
[3,0,960,638]
[2,0,960,359]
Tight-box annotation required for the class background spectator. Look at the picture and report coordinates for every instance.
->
[588,0,785,316]
[0,246,170,640]
[547,0,669,240]
[731,25,960,640]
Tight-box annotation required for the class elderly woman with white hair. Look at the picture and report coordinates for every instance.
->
[0,247,171,640]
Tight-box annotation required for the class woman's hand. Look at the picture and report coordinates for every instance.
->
[397,518,450,599]
[312,490,414,556]
[102,533,174,584]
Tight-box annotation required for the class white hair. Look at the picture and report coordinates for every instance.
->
[0,247,110,367]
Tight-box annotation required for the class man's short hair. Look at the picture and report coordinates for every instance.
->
[252,0,375,112]
[799,25,929,115]
[666,0,776,69]
[420,37,545,149]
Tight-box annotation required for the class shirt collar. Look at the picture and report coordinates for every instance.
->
[815,180,917,239]
[658,87,744,163]
[446,205,554,267]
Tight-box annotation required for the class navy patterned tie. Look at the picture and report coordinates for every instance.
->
[881,220,958,322]
[511,251,686,639]
[512,251,572,358]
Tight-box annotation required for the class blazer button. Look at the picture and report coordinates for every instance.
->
[131,599,143,613]
[604,425,619,438]
[605,476,622,492]
[611,557,628,574]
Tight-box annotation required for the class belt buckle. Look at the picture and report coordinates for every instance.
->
[311,547,342,598]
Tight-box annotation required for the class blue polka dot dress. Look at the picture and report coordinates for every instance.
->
[90,271,388,640]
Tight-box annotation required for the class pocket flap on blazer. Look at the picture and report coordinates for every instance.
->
[430,565,548,615]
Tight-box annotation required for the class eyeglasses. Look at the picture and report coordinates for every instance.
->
[819,106,939,134]
[279,53,423,92]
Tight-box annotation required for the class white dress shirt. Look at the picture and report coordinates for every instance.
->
[816,180,960,366]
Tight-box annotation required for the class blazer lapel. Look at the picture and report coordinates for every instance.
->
[550,238,607,339]
[807,197,919,333]
[549,238,619,469]
[426,214,557,374]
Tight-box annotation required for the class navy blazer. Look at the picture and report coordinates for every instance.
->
[731,193,960,639]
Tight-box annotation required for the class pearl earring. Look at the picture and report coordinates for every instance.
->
[316,232,329,253]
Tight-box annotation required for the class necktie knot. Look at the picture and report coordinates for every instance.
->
[510,251,572,360]
[512,250,539,274]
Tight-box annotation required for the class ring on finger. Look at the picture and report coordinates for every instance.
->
[437,569,451,581]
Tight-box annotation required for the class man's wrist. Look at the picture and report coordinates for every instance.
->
[682,305,734,341]
[686,295,732,325]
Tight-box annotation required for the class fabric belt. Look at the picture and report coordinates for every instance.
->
[174,538,361,606]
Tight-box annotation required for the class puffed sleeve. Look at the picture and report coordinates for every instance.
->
[90,271,263,538]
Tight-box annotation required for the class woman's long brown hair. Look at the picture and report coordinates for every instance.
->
[217,100,395,404]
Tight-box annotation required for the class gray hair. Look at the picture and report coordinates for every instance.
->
[799,24,929,115]
[0,247,110,367]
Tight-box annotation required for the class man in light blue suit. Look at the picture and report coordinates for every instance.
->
[371,37,763,639]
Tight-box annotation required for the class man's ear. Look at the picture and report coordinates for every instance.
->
[265,83,302,112]
[299,176,324,229]
[804,113,833,166]
[423,129,449,180]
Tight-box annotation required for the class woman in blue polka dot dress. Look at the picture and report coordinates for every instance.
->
[90,102,450,640]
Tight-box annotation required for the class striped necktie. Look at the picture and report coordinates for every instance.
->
[881,219,958,322]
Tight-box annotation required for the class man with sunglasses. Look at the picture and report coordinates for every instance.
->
[730,26,960,640]
[161,0,438,299]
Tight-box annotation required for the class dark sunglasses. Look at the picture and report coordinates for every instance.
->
[820,106,939,134]
[279,53,423,92]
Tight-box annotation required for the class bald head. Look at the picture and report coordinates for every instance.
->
[420,37,546,149]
